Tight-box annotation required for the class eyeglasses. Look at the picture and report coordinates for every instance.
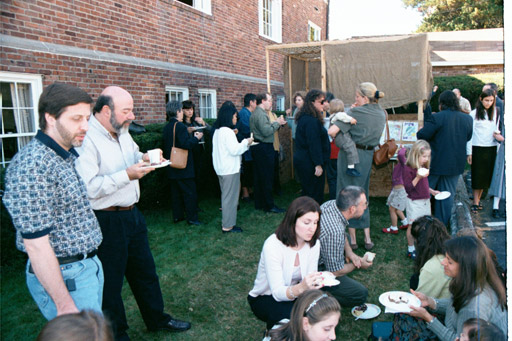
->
[320,100,326,104]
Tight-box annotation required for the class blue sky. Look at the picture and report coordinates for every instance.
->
[329,0,423,40]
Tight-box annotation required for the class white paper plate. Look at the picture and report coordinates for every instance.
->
[141,160,171,169]
[351,303,381,319]
[250,142,259,146]
[379,291,421,313]
[435,191,451,200]
[319,272,339,286]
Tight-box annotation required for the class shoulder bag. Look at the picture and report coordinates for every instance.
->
[373,110,398,166]
[170,122,188,169]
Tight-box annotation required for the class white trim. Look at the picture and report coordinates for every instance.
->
[175,0,211,15]
[259,0,282,43]
[308,21,321,41]
[432,60,504,67]
[197,89,217,119]
[275,95,285,111]
[165,86,189,102]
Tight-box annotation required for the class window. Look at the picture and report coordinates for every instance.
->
[0,72,42,167]
[176,0,211,15]
[165,86,189,104]
[197,89,217,119]
[308,21,321,41]
[259,0,282,43]
[275,95,285,111]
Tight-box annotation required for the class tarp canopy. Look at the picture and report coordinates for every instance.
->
[271,34,432,110]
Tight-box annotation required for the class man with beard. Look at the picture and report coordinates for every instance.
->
[75,86,191,340]
[3,82,104,319]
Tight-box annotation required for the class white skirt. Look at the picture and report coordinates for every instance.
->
[406,198,431,222]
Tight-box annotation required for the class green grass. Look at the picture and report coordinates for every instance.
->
[1,182,413,340]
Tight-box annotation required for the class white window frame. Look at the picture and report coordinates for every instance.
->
[165,86,189,103]
[308,21,321,41]
[275,95,285,112]
[176,0,211,15]
[259,0,282,43]
[197,89,217,119]
[0,72,42,167]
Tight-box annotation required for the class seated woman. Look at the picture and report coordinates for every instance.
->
[268,289,341,341]
[405,236,507,341]
[409,216,451,299]
[248,196,329,330]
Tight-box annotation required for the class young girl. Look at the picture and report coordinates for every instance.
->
[382,153,409,234]
[398,140,439,259]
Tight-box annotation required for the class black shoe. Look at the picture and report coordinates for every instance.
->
[187,220,202,226]
[346,168,361,177]
[173,218,184,224]
[266,206,285,213]
[150,318,191,332]
[492,209,501,219]
[222,226,243,233]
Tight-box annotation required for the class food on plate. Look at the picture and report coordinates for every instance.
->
[388,293,409,304]
[364,252,376,262]
[353,304,368,316]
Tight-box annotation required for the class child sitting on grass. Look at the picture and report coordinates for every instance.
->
[329,99,360,177]
[382,150,409,234]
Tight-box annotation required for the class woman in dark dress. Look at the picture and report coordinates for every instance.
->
[163,101,203,225]
[293,89,330,204]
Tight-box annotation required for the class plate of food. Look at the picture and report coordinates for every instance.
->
[319,272,340,287]
[141,160,171,169]
[193,126,206,130]
[379,291,421,313]
[435,191,451,200]
[351,303,381,320]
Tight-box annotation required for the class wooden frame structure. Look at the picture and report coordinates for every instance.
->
[265,40,425,123]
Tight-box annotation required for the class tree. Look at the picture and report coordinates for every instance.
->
[403,0,503,32]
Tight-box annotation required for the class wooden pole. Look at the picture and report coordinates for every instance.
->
[305,61,309,92]
[321,45,327,92]
[266,48,271,93]
[288,56,293,108]
[417,100,424,128]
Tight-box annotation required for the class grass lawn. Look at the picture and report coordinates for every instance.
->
[1,181,414,340]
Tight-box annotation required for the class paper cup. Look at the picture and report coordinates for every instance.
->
[417,168,428,177]
[148,149,160,164]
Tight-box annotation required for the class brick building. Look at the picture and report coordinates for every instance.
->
[0,0,327,166]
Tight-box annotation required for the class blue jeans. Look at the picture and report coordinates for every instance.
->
[26,255,104,320]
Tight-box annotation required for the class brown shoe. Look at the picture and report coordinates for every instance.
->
[364,242,374,250]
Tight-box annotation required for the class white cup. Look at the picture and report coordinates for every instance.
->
[147,149,160,164]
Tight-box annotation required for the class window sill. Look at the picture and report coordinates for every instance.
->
[166,0,213,18]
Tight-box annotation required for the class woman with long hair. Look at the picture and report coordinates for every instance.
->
[466,89,504,213]
[248,197,330,330]
[406,236,507,340]
[269,290,340,341]
[293,89,330,204]
[211,103,253,233]
[409,216,451,298]
[328,82,386,250]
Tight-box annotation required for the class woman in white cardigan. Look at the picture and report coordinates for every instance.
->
[248,196,331,330]
[212,103,253,233]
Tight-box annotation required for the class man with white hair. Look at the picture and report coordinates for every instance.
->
[452,88,471,114]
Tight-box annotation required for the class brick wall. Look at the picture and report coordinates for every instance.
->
[433,64,503,77]
[1,0,327,120]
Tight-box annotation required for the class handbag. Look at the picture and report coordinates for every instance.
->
[373,110,398,166]
[170,122,188,169]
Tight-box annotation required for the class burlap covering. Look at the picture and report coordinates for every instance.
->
[283,34,432,109]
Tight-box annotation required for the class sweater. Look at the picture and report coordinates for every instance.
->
[249,234,320,302]
[416,255,451,299]
[398,148,430,200]
[428,287,508,341]
[212,127,249,176]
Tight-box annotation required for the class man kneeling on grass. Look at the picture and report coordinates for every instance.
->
[319,186,373,306]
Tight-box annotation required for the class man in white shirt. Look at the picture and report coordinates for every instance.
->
[452,88,471,114]
[75,86,190,340]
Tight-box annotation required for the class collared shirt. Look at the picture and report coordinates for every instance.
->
[466,109,499,155]
[318,200,348,272]
[75,115,143,209]
[3,131,102,257]
[249,106,280,143]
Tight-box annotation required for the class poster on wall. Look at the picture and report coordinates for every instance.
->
[402,122,418,142]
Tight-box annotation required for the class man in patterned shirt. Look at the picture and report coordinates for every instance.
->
[319,186,372,306]
[3,82,104,320]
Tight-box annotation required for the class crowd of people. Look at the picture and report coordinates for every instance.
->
[2,80,507,341]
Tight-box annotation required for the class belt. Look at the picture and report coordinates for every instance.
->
[101,205,134,211]
[355,144,375,151]
[28,250,98,273]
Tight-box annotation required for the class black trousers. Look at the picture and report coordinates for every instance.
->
[321,275,368,307]
[294,157,325,205]
[251,143,275,211]
[170,178,198,221]
[247,295,295,330]
[94,207,170,340]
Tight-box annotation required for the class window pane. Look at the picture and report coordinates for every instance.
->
[1,137,19,165]
[2,108,16,134]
